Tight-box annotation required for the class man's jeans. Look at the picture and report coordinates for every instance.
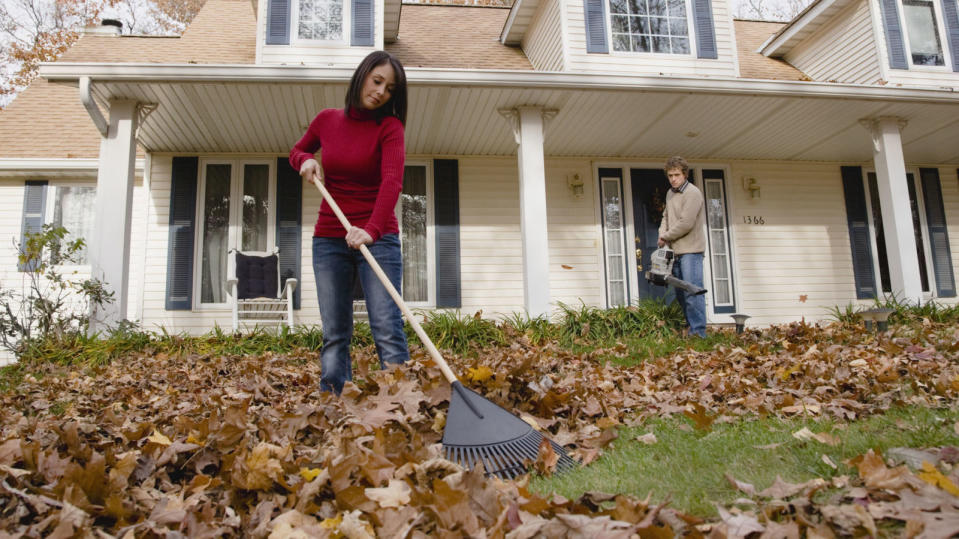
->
[312,234,409,393]
[673,252,706,338]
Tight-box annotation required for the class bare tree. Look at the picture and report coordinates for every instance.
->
[733,0,813,21]
[0,0,204,109]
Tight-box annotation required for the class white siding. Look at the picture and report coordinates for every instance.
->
[784,0,882,85]
[458,157,605,318]
[723,161,862,325]
[0,181,25,365]
[523,0,567,71]
[564,0,738,77]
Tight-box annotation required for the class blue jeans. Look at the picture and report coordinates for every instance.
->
[312,234,409,393]
[673,252,706,338]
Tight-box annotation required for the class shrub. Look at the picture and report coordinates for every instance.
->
[0,225,113,358]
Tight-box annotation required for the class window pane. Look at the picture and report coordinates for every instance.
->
[609,256,624,280]
[713,279,730,304]
[612,14,630,32]
[652,36,671,52]
[903,0,944,66]
[242,164,270,252]
[606,230,622,254]
[401,166,428,302]
[671,37,689,54]
[631,15,650,34]
[201,164,231,304]
[906,174,930,292]
[613,33,631,52]
[602,177,628,307]
[666,0,685,15]
[710,230,727,254]
[628,0,646,14]
[299,0,343,40]
[632,34,651,52]
[52,186,96,264]
[712,254,728,279]
[867,173,892,292]
[610,0,628,14]
[668,17,687,35]
[704,178,734,306]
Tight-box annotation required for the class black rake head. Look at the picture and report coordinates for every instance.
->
[442,382,578,480]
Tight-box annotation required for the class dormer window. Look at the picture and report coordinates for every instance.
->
[901,0,944,66]
[608,0,691,54]
[294,0,346,42]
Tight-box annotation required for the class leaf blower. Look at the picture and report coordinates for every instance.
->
[644,247,708,296]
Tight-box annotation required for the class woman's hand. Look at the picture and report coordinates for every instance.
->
[299,158,323,185]
[345,227,373,249]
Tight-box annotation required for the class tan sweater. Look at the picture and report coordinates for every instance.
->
[658,182,706,254]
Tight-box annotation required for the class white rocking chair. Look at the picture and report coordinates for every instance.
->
[227,248,297,331]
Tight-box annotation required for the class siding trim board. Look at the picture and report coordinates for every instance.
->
[840,166,878,299]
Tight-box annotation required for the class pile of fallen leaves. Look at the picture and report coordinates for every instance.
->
[0,320,957,537]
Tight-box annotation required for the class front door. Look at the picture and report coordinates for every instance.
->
[631,168,673,301]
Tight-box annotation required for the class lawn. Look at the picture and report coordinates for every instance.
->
[0,305,957,536]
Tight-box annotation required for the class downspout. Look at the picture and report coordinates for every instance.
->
[80,76,109,136]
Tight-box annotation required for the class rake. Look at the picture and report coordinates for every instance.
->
[310,178,577,479]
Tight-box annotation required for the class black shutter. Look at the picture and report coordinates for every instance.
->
[266,0,291,45]
[434,159,461,308]
[351,0,374,46]
[942,0,959,72]
[276,158,303,309]
[165,157,198,310]
[18,180,48,272]
[584,0,609,54]
[841,166,877,299]
[879,0,908,69]
[919,168,955,297]
[692,0,718,59]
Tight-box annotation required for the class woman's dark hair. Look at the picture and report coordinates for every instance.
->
[345,51,407,125]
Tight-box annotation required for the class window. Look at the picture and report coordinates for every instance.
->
[195,160,275,306]
[702,171,734,311]
[295,0,345,41]
[399,165,432,304]
[600,175,629,306]
[46,184,96,265]
[608,0,690,54]
[901,0,945,66]
[865,171,933,294]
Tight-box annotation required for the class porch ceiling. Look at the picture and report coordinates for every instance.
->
[43,64,959,164]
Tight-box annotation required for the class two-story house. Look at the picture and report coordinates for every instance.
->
[0,0,957,359]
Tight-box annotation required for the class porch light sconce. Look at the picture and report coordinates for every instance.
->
[742,177,760,199]
[567,173,585,198]
[730,313,750,334]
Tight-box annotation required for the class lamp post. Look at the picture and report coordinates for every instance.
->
[730,314,750,334]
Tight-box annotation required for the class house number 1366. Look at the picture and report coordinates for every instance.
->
[743,216,765,225]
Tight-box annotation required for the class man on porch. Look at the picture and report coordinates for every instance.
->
[658,156,707,338]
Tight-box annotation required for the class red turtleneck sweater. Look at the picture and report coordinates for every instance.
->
[289,107,405,242]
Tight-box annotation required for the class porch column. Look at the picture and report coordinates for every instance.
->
[861,116,923,302]
[500,106,557,317]
[89,99,139,333]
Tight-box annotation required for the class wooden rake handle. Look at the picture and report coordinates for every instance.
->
[310,178,459,385]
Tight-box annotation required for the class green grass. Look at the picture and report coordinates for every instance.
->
[532,405,959,516]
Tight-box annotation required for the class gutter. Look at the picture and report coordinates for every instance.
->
[80,76,109,136]
[41,63,959,104]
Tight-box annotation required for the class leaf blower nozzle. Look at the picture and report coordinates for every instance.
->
[644,247,708,296]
